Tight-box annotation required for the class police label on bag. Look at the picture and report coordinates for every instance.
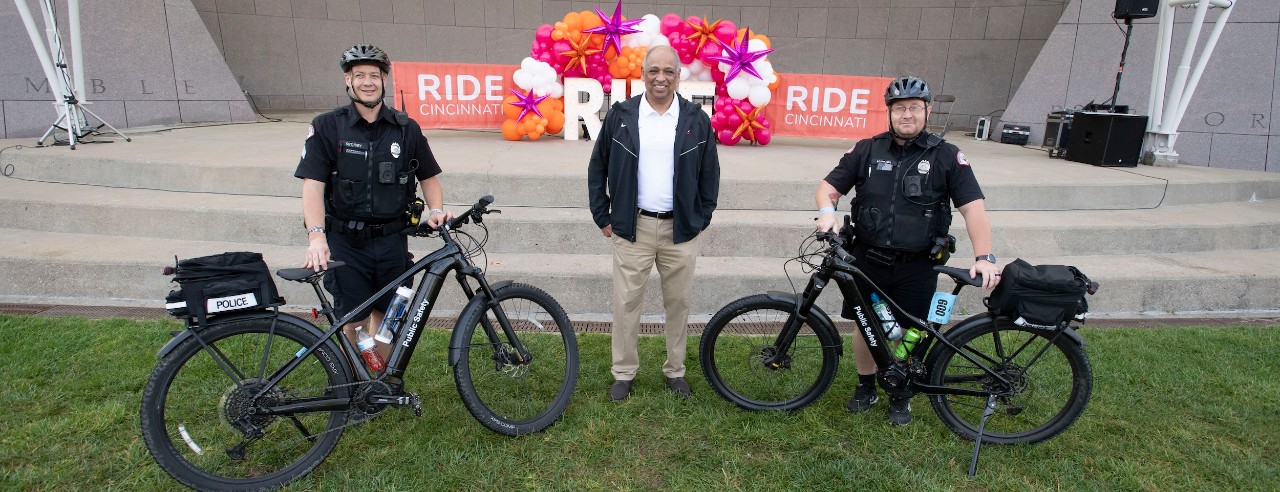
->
[928,291,957,324]
[207,293,259,313]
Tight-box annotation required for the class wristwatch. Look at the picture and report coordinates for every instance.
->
[305,225,325,234]
[975,254,996,263]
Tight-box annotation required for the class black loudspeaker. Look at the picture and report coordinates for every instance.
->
[1066,112,1148,167]
[1114,0,1159,19]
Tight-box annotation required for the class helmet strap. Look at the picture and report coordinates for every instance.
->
[346,84,384,110]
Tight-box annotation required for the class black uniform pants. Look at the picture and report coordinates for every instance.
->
[840,243,939,325]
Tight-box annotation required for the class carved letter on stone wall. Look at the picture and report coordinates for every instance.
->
[1204,112,1224,126]
[26,78,50,93]
[184,80,196,94]
[1252,114,1267,130]
[142,80,154,94]
[92,79,105,94]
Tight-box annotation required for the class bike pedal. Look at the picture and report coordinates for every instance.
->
[406,392,421,417]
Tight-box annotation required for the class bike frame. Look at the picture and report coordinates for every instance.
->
[768,236,1063,399]
[181,204,526,415]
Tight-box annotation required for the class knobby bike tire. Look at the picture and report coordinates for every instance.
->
[925,314,1092,444]
[700,294,842,411]
[453,283,579,436]
[140,316,352,490]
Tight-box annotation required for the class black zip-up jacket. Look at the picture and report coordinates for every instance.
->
[587,95,720,244]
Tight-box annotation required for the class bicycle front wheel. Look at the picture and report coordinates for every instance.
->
[699,295,842,412]
[140,316,352,490]
[926,314,1092,444]
[454,283,578,436]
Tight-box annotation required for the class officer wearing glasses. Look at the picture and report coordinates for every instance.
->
[813,76,1001,425]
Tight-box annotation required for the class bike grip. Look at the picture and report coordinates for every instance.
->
[478,195,494,207]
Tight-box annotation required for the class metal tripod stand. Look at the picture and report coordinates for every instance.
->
[15,0,130,149]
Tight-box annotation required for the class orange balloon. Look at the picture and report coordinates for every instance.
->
[756,34,771,49]
[502,95,521,120]
[564,12,582,31]
[501,119,521,141]
[769,72,782,91]
[528,129,543,141]
[548,112,565,133]
[581,10,603,30]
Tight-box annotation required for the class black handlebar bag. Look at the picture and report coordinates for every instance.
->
[164,252,284,326]
[985,259,1092,327]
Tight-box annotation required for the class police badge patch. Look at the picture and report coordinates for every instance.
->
[390,142,401,159]
[917,160,930,174]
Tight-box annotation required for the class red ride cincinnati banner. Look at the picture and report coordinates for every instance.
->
[393,62,890,140]
[391,62,519,129]
[762,73,892,141]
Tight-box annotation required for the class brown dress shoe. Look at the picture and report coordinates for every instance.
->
[609,380,632,401]
[666,377,692,398]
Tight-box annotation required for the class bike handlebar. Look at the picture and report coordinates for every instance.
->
[817,232,986,287]
[401,195,496,237]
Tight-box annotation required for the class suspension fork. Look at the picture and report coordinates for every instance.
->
[763,271,832,367]
[456,265,531,363]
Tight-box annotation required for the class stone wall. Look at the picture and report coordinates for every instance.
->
[1002,0,1279,171]
[0,0,252,139]
[192,0,1066,130]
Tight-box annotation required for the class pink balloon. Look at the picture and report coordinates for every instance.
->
[726,112,742,128]
[715,22,738,42]
[757,115,770,128]
[717,128,741,146]
[697,42,721,61]
[661,14,683,35]
[536,24,553,43]
[552,40,571,53]
[756,128,772,145]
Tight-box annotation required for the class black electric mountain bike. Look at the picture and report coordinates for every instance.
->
[699,230,1094,451]
[140,196,579,490]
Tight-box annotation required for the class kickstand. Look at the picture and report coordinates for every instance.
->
[968,394,998,477]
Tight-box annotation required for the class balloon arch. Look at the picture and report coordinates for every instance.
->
[501,1,781,146]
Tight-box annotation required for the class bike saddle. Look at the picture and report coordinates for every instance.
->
[934,265,983,286]
[276,261,346,282]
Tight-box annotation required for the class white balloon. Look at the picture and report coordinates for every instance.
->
[748,85,771,107]
[726,77,750,100]
[513,71,531,91]
[748,39,767,53]
[680,66,690,81]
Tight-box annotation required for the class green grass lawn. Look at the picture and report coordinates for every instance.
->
[1,314,1277,491]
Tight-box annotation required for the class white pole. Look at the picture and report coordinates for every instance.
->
[69,0,85,100]
[12,0,60,92]
[1159,0,1211,132]
[1147,3,1175,131]
[1172,2,1233,126]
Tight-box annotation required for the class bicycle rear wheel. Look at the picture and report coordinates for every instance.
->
[140,316,352,490]
[453,283,578,435]
[699,295,842,411]
[926,314,1092,444]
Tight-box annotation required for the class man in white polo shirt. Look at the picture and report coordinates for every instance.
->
[587,45,720,401]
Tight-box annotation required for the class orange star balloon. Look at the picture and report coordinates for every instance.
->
[731,104,766,142]
[685,16,723,53]
[559,34,602,74]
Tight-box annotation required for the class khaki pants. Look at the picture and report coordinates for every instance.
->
[610,215,701,380]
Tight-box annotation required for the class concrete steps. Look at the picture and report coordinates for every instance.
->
[2,121,1279,319]
[3,177,1279,258]
[1,228,1275,318]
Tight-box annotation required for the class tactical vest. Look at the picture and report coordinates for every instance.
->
[852,134,953,252]
[328,107,415,223]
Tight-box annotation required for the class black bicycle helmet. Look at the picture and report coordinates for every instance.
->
[340,44,390,73]
[884,76,931,105]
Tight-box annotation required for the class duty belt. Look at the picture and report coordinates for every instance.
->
[326,216,407,239]
[855,242,929,266]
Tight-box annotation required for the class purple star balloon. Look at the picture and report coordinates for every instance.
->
[507,88,548,123]
[583,0,643,58]
[707,28,773,85]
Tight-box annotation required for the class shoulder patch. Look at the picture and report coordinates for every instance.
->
[956,150,970,166]
[306,124,315,140]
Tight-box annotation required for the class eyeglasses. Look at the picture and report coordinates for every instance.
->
[890,105,926,115]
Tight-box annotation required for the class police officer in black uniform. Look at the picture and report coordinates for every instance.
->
[814,76,1001,425]
[296,44,453,356]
